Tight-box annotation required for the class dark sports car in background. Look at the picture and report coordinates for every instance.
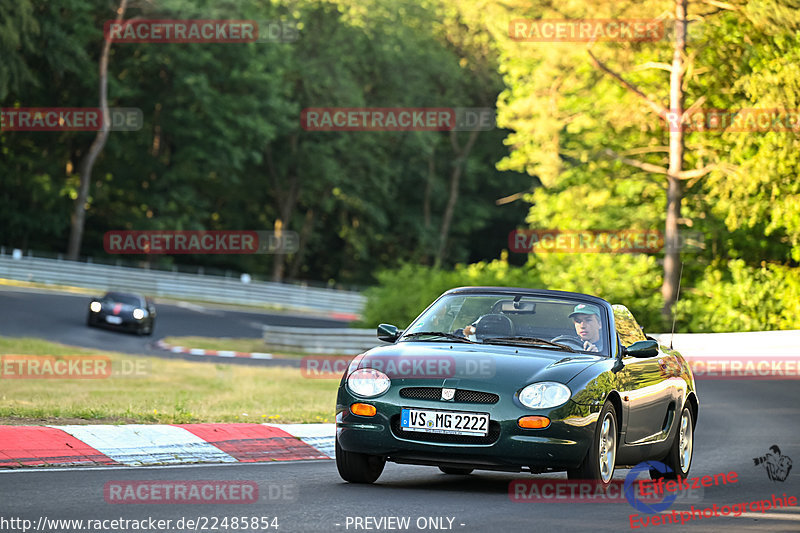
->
[86,291,156,335]
[336,287,698,484]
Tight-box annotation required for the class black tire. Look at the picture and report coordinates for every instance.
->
[87,315,94,328]
[335,437,385,484]
[567,400,617,485]
[651,406,693,480]
[439,466,474,475]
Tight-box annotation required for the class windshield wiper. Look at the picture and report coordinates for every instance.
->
[482,336,576,353]
[402,331,476,343]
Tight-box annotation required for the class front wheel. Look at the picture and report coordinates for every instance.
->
[652,406,693,480]
[568,400,617,485]
[335,438,385,484]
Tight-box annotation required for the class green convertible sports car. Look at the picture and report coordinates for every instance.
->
[335,287,698,484]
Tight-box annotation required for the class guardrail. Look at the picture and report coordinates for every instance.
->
[262,324,387,354]
[0,253,365,317]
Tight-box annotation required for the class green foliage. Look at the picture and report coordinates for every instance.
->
[530,254,665,331]
[360,256,542,328]
[677,260,800,332]
[0,0,528,285]
[361,252,665,331]
[3,0,799,334]
[0,0,39,100]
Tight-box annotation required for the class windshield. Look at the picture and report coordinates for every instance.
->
[104,293,142,306]
[401,293,610,355]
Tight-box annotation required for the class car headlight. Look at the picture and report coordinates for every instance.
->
[347,368,390,398]
[132,308,146,320]
[519,382,571,409]
[90,302,102,313]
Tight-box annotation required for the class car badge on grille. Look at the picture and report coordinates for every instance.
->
[441,388,456,401]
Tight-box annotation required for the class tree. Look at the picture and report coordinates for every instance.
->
[67,0,129,260]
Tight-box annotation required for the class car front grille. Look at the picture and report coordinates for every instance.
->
[390,415,501,445]
[399,387,499,404]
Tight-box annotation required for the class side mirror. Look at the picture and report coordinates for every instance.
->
[623,340,659,358]
[377,323,401,342]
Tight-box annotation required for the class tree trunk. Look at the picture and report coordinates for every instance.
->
[288,208,314,279]
[66,0,128,260]
[422,146,436,264]
[267,135,300,282]
[661,0,688,321]
[434,129,480,268]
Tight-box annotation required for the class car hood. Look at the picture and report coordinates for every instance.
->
[356,341,605,389]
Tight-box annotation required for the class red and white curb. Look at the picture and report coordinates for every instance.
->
[0,423,334,468]
[155,339,273,360]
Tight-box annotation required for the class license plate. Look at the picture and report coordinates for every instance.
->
[105,316,123,325]
[400,408,489,436]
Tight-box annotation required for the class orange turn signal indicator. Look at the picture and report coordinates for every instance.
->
[351,403,377,417]
[518,416,550,429]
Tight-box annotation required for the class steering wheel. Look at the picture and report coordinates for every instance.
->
[472,313,515,341]
[550,334,586,350]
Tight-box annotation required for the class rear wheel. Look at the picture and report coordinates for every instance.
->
[438,466,473,475]
[335,438,385,484]
[651,406,693,480]
[567,400,617,485]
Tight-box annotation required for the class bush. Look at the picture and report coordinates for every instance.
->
[359,252,665,331]
[530,253,664,331]
[359,255,542,328]
[677,260,800,332]
[362,256,800,334]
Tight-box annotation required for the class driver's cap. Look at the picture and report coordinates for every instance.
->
[569,303,600,318]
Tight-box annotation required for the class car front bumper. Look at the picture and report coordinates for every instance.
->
[336,385,600,471]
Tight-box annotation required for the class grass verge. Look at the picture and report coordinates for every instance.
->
[0,336,339,425]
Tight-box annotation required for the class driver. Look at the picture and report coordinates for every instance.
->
[569,304,604,352]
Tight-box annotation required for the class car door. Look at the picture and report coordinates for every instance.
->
[613,305,674,444]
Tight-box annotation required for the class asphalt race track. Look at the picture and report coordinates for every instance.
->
[1,380,798,532]
[1,286,798,531]
[0,287,347,366]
